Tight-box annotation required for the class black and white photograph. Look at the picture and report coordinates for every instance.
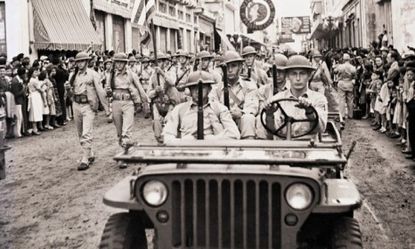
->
[0,0,414,248]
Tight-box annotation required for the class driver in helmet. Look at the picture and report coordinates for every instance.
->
[163,71,240,142]
[264,55,328,138]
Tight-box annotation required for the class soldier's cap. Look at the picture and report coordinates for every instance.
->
[311,50,323,58]
[112,53,129,63]
[197,51,214,59]
[270,53,288,68]
[103,58,112,65]
[174,49,191,58]
[128,57,137,63]
[177,71,216,90]
[67,57,75,63]
[155,51,170,61]
[223,50,245,65]
[135,54,142,60]
[283,55,315,71]
[242,46,257,57]
[74,52,91,62]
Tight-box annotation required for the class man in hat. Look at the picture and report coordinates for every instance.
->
[197,51,222,84]
[334,53,357,124]
[173,49,192,86]
[310,50,333,94]
[69,52,107,171]
[240,46,269,87]
[209,50,259,139]
[264,55,328,138]
[148,51,185,143]
[163,71,240,142]
[255,53,289,139]
[105,53,149,168]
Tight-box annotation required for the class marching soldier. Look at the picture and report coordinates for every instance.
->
[163,71,240,142]
[256,53,289,139]
[173,49,192,86]
[197,51,222,84]
[209,50,259,139]
[241,46,269,87]
[139,56,153,118]
[105,53,149,168]
[69,52,108,171]
[148,51,185,143]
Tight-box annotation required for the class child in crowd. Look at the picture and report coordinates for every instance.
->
[369,70,383,128]
[27,68,45,135]
[374,80,393,133]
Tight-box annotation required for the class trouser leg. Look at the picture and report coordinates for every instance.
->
[14,105,22,137]
[121,101,135,147]
[240,113,256,139]
[338,89,346,119]
[112,101,123,141]
[346,91,354,119]
[152,104,163,142]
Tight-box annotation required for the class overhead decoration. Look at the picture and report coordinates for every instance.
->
[240,0,275,33]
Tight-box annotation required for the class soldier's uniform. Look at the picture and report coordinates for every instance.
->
[241,46,269,87]
[163,71,240,142]
[255,53,289,139]
[140,56,153,118]
[197,51,222,84]
[209,51,259,139]
[106,53,149,154]
[148,52,185,143]
[70,52,108,171]
[173,50,192,86]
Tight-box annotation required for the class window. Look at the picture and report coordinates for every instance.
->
[178,10,184,20]
[186,13,191,22]
[169,6,176,16]
[194,16,197,23]
[159,1,167,13]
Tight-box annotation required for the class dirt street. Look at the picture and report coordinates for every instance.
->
[0,113,414,249]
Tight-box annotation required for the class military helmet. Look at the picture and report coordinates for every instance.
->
[311,50,323,58]
[197,51,213,59]
[178,71,216,90]
[141,56,150,63]
[223,50,245,65]
[103,58,112,65]
[113,53,129,62]
[135,54,142,60]
[271,53,288,68]
[242,46,257,57]
[284,55,315,71]
[128,56,137,63]
[74,52,90,62]
[156,51,169,61]
[174,49,190,58]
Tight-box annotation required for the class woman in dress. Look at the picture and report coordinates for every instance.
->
[27,67,45,135]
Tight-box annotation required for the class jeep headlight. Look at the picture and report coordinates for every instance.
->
[142,180,168,206]
[285,183,313,210]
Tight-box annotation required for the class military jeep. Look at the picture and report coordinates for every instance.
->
[99,99,362,249]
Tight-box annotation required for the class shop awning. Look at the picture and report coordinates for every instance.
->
[215,30,235,51]
[310,23,325,40]
[32,0,102,51]
[238,33,266,47]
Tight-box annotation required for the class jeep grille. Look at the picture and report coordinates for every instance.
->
[171,179,282,249]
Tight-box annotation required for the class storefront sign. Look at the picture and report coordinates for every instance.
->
[281,16,311,34]
[240,0,275,33]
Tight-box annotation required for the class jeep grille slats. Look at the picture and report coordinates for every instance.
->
[171,179,281,249]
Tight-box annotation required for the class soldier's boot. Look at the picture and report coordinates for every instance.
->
[78,147,92,171]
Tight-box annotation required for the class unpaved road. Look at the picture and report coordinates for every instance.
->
[0,113,414,249]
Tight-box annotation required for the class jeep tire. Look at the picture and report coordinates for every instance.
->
[330,217,363,249]
[99,213,147,249]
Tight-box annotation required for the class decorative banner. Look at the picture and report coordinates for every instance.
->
[240,0,275,33]
[281,16,311,34]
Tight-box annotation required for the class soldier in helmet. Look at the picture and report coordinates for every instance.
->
[105,53,149,168]
[241,46,269,87]
[173,49,192,86]
[127,55,138,75]
[196,51,222,84]
[163,71,240,142]
[139,56,153,118]
[69,52,108,171]
[148,51,185,143]
[264,55,328,138]
[209,50,259,139]
[256,53,289,139]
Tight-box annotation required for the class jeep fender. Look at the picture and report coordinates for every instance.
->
[313,179,362,213]
[103,176,143,210]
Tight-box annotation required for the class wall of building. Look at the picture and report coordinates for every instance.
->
[391,0,415,52]
[2,0,30,59]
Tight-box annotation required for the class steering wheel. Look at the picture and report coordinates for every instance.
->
[260,98,319,139]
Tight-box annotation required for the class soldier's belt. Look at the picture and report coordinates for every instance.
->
[73,94,89,104]
[113,92,132,101]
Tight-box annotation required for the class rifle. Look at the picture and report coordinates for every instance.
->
[175,67,190,86]
[272,64,278,95]
[197,80,204,140]
[220,64,230,109]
